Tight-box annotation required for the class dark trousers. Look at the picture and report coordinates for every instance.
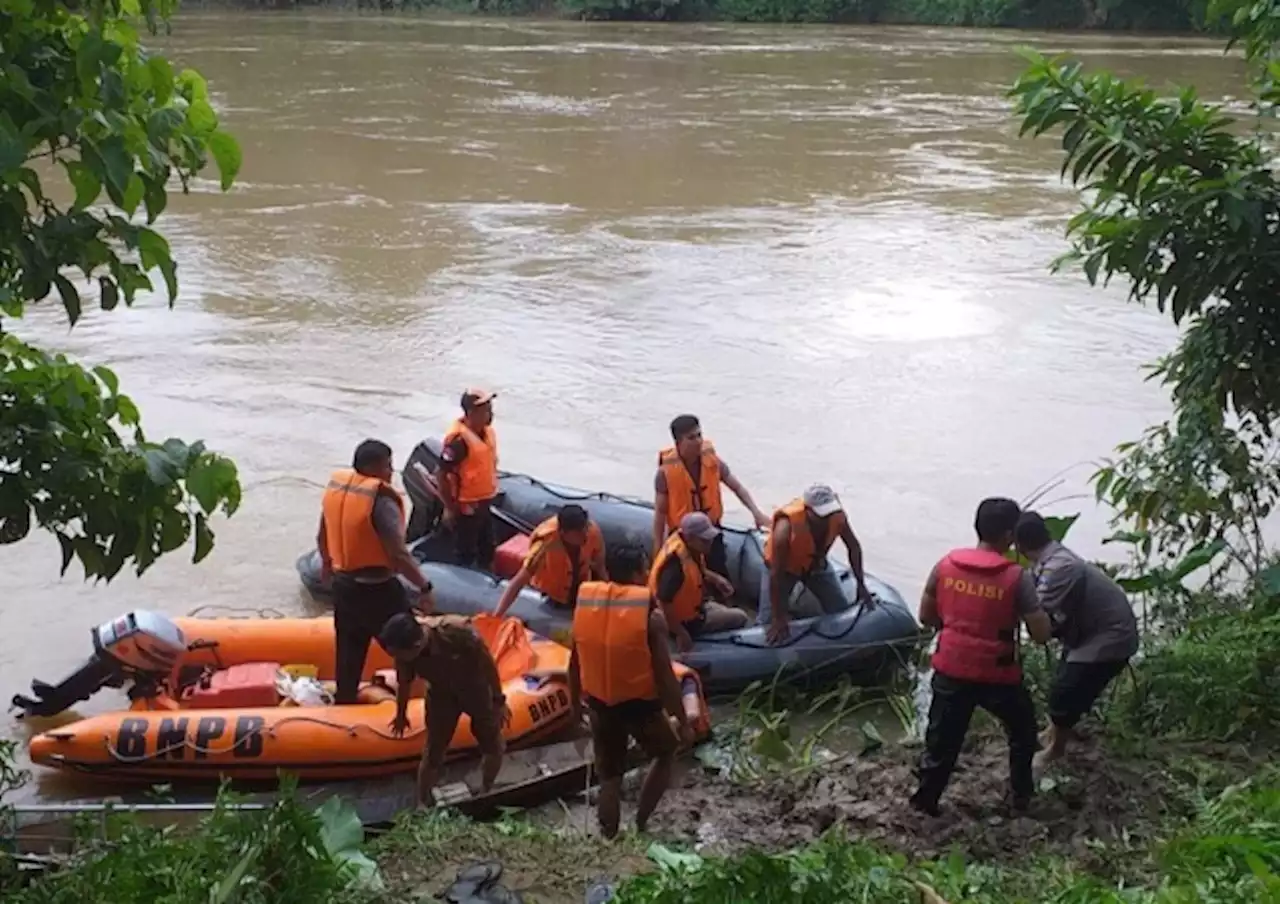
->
[455,500,496,569]
[913,671,1038,811]
[332,575,410,704]
[1049,658,1129,729]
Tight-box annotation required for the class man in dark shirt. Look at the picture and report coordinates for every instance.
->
[382,613,510,807]
[1015,512,1140,768]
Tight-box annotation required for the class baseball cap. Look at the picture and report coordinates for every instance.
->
[803,484,843,518]
[679,512,721,543]
[460,388,496,411]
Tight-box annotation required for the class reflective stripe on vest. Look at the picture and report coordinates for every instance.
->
[658,440,723,530]
[446,418,499,504]
[764,499,846,576]
[648,532,704,626]
[321,469,405,573]
[930,548,1024,685]
[525,517,604,606]
[572,581,658,706]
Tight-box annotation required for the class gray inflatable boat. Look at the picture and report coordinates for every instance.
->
[296,440,921,697]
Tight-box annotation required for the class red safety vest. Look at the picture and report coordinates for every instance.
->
[930,548,1024,685]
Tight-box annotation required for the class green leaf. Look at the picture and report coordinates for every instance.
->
[316,797,364,857]
[646,842,704,873]
[64,161,102,209]
[179,68,209,101]
[209,843,258,904]
[147,55,175,106]
[187,98,217,134]
[122,173,145,216]
[117,394,141,426]
[143,176,168,223]
[100,277,119,311]
[57,534,75,576]
[208,131,242,191]
[93,365,120,395]
[193,513,214,564]
[53,274,82,326]
[186,456,236,514]
[97,137,134,201]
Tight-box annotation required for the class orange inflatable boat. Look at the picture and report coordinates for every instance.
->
[20,611,710,783]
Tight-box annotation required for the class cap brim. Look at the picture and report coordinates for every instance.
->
[464,391,496,407]
[807,501,843,517]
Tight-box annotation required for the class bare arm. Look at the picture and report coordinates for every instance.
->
[839,521,870,597]
[919,565,940,628]
[722,468,768,527]
[493,564,533,618]
[393,659,413,728]
[769,519,790,619]
[647,610,688,725]
[650,491,670,555]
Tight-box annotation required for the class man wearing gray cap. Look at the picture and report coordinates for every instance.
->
[760,484,874,645]
[649,512,751,652]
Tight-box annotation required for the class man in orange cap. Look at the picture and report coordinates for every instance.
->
[439,389,500,569]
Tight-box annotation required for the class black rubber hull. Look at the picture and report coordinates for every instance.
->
[297,440,921,697]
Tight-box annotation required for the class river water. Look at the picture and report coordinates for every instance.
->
[1,16,1243,800]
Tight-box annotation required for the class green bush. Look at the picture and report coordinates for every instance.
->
[3,783,381,904]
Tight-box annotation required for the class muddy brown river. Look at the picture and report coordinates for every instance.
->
[1,15,1243,801]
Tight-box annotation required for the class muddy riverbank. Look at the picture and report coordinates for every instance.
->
[369,726,1263,902]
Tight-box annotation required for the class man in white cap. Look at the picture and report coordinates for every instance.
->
[649,512,751,652]
[760,484,874,645]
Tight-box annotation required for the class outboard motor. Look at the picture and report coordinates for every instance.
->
[11,610,187,718]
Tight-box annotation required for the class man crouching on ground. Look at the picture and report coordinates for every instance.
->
[382,613,511,806]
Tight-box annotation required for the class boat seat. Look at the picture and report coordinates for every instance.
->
[493,533,531,579]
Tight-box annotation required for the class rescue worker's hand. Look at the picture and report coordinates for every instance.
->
[767,617,791,646]
[753,511,771,530]
[706,573,734,599]
[500,703,512,730]
[442,508,458,529]
[677,720,696,748]
[390,712,410,738]
[413,584,436,615]
[856,583,875,607]
[674,626,694,653]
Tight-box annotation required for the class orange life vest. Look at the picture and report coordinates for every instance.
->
[321,469,405,573]
[930,548,1024,685]
[658,440,723,530]
[525,516,605,606]
[572,582,658,706]
[764,499,847,576]
[445,418,499,505]
[648,532,704,626]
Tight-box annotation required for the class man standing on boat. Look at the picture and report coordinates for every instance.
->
[1014,511,1139,769]
[911,497,1052,817]
[760,484,875,645]
[569,545,695,838]
[492,504,608,617]
[381,613,510,806]
[318,439,434,705]
[653,414,770,583]
[651,512,751,651]
[439,388,500,570]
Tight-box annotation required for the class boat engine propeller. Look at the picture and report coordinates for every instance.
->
[11,610,187,719]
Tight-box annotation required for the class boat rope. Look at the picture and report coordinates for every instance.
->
[184,605,289,619]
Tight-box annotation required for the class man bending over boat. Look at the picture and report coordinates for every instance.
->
[569,546,695,838]
[382,613,511,807]
[653,414,770,583]
[318,439,434,705]
[439,388,500,569]
[651,513,751,652]
[492,504,608,617]
[760,484,874,645]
